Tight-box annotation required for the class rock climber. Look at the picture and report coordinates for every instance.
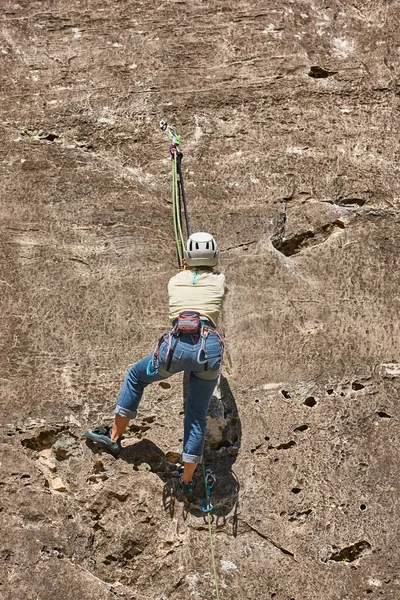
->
[86,232,225,495]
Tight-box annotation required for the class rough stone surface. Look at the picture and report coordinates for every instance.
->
[1,1,400,599]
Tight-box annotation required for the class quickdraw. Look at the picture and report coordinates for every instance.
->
[201,468,216,513]
[160,120,190,268]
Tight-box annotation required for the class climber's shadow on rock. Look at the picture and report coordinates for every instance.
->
[117,375,241,529]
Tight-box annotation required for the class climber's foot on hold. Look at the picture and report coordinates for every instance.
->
[179,478,195,502]
[85,424,122,455]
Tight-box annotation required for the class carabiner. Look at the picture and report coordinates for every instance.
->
[201,469,216,513]
[197,327,209,364]
[146,358,159,376]
[205,469,216,489]
[201,499,214,513]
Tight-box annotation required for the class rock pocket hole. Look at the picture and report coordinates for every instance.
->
[327,388,334,395]
[360,504,367,511]
[276,440,296,450]
[376,411,391,419]
[291,487,302,494]
[308,65,338,78]
[304,397,317,408]
[103,554,119,566]
[142,416,156,424]
[281,390,291,399]
[327,540,372,563]
[128,424,150,434]
[251,443,263,454]
[42,132,59,142]
[294,424,309,432]
[159,381,171,389]
[21,427,68,451]
[352,381,365,391]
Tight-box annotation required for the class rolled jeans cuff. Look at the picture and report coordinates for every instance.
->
[181,452,202,464]
[114,405,137,419]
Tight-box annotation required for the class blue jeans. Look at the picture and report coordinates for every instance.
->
[115,331,223,464]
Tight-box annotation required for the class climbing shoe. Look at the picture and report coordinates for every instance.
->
[179,478,195,501]
[85,425,122,454]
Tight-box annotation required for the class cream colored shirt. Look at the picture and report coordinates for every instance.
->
[168,269,225,326]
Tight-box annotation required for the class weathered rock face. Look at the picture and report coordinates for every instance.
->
[1,1,400,599]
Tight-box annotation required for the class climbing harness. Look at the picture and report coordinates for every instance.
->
[160,120,191,267]
[148,319,224,377]
[148,317,224,377]
[147,330,178,376]
[197,324,225,370]
[201,462,220,600]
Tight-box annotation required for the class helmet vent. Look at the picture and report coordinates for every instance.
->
[196,242,199,249]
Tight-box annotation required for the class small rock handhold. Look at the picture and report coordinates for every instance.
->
[164,451,181,464]
[51,477,67,492]
[39,456,57,473]
[93,459,105,473]
[39,448,53,459]
[53,435,77,461]
[206,416,227,449]
[38,448,57,472]
[137,463,151,472]
[87,473,108,482]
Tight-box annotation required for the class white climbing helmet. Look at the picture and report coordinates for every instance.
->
[184,232,219,267]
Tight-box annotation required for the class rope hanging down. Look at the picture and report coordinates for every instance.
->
[201,462,220,600]
[160,120,191,267]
